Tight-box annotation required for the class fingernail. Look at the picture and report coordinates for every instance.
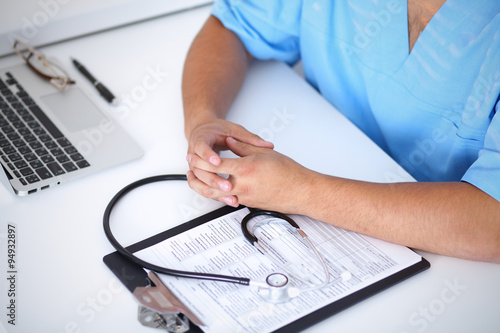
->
[224,196,236,206]
[220,181,230,192]
[227,137,236,144]
[209,156,219,166]
[186,154,192,163]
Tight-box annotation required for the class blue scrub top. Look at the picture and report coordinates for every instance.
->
[212,0,500,201]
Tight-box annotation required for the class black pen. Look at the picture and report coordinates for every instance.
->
[71,58,116,104]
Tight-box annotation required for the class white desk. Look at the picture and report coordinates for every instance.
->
[1,4,499,333]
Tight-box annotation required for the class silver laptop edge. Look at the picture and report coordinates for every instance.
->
[0,63,143,196]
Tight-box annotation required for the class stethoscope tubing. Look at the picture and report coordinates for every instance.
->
[102,174,251,285]
[241,209,300,244]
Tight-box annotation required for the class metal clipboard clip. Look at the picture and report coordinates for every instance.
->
[133,271,206,332]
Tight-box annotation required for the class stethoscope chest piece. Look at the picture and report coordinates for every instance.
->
[258,273,300,303]
[267,273,288,287]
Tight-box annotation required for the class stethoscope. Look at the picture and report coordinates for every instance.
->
[103,174,350,303]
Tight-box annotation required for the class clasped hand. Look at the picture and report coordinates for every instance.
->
[186,120,312,213]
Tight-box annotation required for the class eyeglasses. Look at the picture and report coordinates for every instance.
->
[13,40,75,90]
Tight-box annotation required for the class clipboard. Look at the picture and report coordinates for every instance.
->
[103,205,430,333]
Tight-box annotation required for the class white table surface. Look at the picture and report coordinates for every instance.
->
[1,4,499,333]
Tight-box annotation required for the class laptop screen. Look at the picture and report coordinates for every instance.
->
[0,0,213,57]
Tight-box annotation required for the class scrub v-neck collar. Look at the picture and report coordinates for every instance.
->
[404,0,450,57]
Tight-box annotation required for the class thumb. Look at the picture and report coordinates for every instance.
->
[226,137,266,157]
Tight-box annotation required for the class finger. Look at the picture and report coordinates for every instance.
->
[186,169,220,198]
[189,143,257,178]
[233,129,274,149]
[186,170,239,207]
[189,150,243,177]
[219,195,239,207]
[191,167,232,193]
[187,153,220,173]
[226,136,268,157]
[190,139,221,166]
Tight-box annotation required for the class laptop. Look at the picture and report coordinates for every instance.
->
[0,62,143,196]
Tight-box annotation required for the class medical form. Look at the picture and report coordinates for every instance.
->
[136,207,423,332]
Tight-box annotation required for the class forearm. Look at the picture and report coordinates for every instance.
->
[304,174,500,263]
[182,15,252,139]
[187,138,500,262]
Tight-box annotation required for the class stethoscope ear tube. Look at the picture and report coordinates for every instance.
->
[241,209,300,244]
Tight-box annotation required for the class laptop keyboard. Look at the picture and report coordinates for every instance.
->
[0,71,90,188]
